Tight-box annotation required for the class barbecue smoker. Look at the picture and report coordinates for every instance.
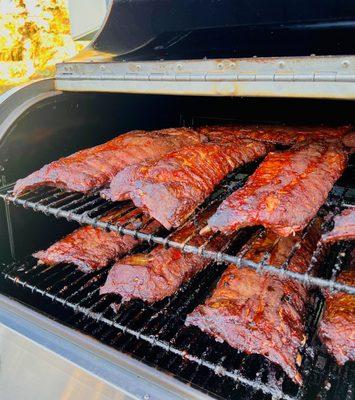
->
[0,1,354,399]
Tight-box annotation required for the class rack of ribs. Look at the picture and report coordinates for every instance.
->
[102,139,272,229]
[185,219,323,384]
[318,260,355,365]
[321,208,355,244]
[208,141,347,237]
[33,206,161,272]
[13,127,205,196]
[100,204,239,303]
[197,124,352,146]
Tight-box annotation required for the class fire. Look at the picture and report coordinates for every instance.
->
[0,0,83,88]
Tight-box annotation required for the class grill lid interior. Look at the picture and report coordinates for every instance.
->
[85,0,355,61]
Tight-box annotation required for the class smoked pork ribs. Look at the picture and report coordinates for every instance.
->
[208,141,347,236]
[186,219,323,384]
[318,256,355,365]
[33,207,160,272]
[14,128,205,196]
[197,124,351,146]
[321,208,355,243]
[100,204,239,302]
[103,139,271,229]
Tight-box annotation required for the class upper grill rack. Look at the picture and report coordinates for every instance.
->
[1,168,355,295]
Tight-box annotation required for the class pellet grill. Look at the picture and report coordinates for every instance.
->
[0,1,354,399]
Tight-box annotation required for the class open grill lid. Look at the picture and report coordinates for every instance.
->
[85,0,355,61]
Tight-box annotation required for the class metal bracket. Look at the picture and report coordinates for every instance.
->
[1,174,15,260]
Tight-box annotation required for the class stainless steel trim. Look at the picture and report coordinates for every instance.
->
[0,295,212,400]
[0,79,59,146]
[55,56,355,99]
[0,324,136,400]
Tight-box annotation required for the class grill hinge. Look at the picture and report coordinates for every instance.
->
[55,56,355,98]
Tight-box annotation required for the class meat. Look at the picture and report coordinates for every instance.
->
[318,267,355,365]
[342,131,355,153]
[198,124,352,146]
[33,207,161,272]
[321,208,355,243]
[13,127,205,196]
[208,141,347,236]
[102,139,271,229]
[186,219,323,384]
[100,205,236,302]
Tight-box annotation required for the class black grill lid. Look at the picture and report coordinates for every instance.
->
[90,0,355,61]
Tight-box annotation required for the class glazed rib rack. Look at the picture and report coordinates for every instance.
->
[1,165,355,295]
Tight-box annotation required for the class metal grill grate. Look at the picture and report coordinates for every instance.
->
[1,241,354,400]
[1,167,355,295]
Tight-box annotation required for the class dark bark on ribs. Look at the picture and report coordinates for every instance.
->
[33,207,160,272]
[208,141,347,236]
[14,128,205,196]
[103,139,271,229]
[321,208,355,243]
[318,266,355,365]
[186,219,323,384]
[100,204,236,302]
[342,132,355,153]
[198,124,352,146]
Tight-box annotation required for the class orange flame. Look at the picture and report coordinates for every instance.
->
[0,0,83,88]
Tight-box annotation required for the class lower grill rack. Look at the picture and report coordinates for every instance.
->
[1,241,354,400]
[1,167,355,295]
